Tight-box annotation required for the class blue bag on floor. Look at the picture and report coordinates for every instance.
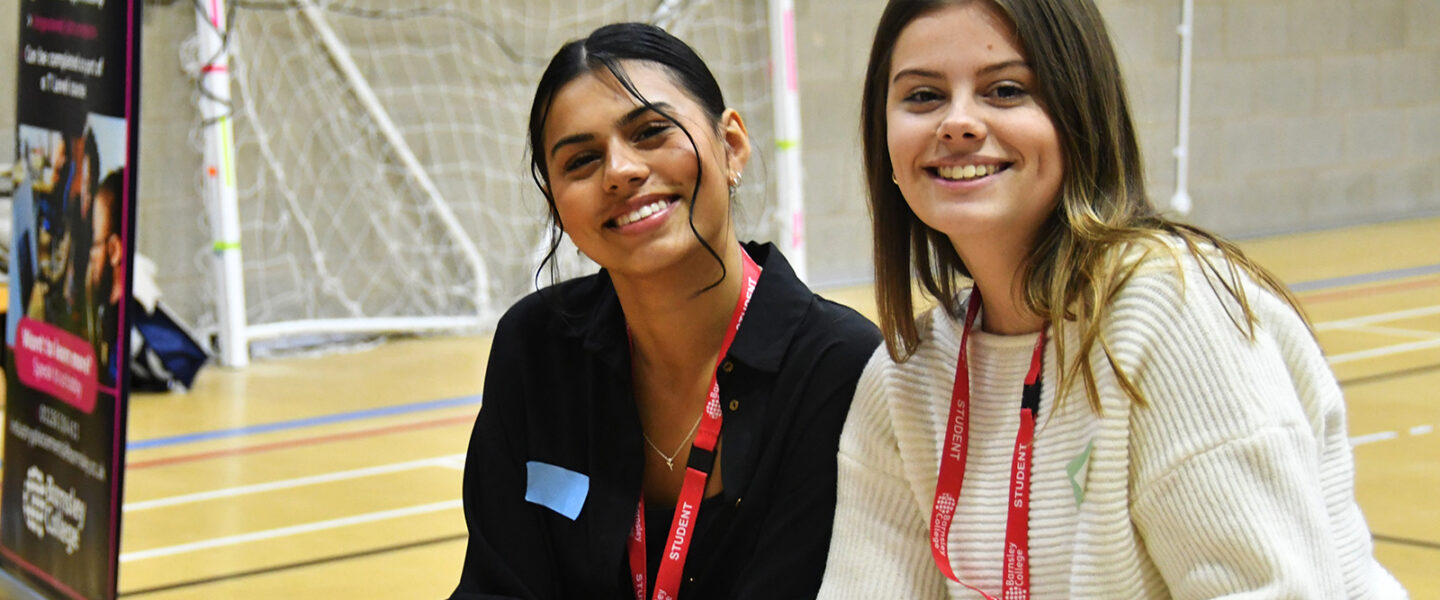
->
[128,298,209,392]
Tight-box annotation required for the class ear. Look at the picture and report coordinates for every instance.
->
[719,108,752,178]
[107,235,123,266]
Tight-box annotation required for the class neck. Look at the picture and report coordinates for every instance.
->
[951,235,1046,336]
[616,239,746,400]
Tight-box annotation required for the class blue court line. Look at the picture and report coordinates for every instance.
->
[125,394,483,451]
[1290,263,1440,293]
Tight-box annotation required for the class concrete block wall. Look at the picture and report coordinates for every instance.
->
[1168,0,1440,235]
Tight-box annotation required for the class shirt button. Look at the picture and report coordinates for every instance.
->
[721,360,734,373]
[728,399,740,411]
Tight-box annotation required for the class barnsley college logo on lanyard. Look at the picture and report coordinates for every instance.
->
[628,249,762,600]
[930,290,1045,600]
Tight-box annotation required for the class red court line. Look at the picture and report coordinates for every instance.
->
[1298,275,1440,305]
[128,414,475,470]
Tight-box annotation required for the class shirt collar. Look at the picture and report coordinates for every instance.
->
[726,242,810,373]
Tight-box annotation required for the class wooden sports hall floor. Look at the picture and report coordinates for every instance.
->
[9,216,1440,598]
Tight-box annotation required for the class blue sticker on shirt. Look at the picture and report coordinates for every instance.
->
[525,461,589,520]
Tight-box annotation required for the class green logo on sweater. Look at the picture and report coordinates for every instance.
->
[1066,439,1094,506]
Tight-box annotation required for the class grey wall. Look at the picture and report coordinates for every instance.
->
[1,4,15,174]
[1104,0,1440,236]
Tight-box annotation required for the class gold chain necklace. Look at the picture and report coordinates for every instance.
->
[643,411,705,470]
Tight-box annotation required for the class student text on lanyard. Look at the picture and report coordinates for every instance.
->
[930,290,1046,600]
[628,249,762,600]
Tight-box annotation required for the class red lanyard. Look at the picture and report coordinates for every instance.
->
[628,249,762,600]
[930,291,1045,599]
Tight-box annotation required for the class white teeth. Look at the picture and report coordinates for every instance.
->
[614,200,671,227]
[936,164,997,181]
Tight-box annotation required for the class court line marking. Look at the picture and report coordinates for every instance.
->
[128,415,475,469]
[118,533,469,597]
[1342,325,1440,340]
[1348,424,1434,447]
[124,453,465,512]
[118,499,463,563]
[1297,273,1440,304]
[1350,431,1399,446]
[1340,362,1440,388]
[1371,533,1440,553]
[115,425,1418,564]
[1315,305,1440,331]
[1309,305,1440,365]
[126,394,482,451]
[1291,263,1440,294]
[1328,337,1440,366]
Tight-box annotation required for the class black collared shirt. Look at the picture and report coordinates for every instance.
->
[450,242,881,600]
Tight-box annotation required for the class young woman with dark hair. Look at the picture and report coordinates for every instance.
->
[818,1,1405,598]
[451,22,880,600]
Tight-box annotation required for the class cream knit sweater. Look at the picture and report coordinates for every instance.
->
[819,251,1406,599]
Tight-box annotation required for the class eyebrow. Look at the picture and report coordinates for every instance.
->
[548,102,677,159]
[890,60,1031,85]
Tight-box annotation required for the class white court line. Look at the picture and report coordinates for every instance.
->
[1411,425,1434,436]
[1328,337,1440,365]
[1315,305,1440,331]
[119,499,463,563]
[1345,325,1440,340]
[1311,305,1440,364]
[1350,431,1400,447]
[124,453,465,513]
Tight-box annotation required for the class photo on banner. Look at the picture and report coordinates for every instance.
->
[3,1,140,599]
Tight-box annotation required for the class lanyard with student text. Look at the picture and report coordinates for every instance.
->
[628,250,761,600]
[930,291,1045,600]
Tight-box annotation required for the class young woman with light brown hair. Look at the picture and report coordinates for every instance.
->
[819,1,1406,597]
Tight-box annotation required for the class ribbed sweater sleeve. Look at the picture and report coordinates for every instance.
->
[1114,255,1407,599]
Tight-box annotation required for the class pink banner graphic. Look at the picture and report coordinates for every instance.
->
[14,318,99,414]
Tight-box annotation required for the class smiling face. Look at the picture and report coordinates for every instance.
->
[886,1,1063,256]
[540,61,749,280]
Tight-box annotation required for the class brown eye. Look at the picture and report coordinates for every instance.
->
[902,88,944,104]
[635,121,671,142]
[989,82,1029,103]
[563,153,597,173]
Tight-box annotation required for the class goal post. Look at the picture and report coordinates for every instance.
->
[187,0,799,366]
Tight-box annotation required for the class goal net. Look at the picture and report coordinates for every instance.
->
[180,0,779,359]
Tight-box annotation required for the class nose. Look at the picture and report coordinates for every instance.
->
[937,98,985,146]
[604,142,649,193]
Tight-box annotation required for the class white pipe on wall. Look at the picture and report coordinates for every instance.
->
[1170,0,1195,215]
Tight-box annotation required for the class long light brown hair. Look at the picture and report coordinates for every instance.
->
[861,0,1307,410]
